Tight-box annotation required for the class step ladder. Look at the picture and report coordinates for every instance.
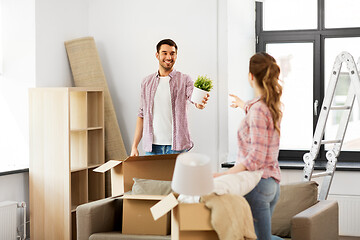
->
[303,51,360,200]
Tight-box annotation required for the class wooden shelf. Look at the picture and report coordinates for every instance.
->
[71,167,88,173]
[87,163,103,169]
[30,87,105,240]
[88,129,104,166]
[88,168,105,202]
[70,131,87,171]
[70,91,87,130]
[71,170,88,210]
[87,91,104,128]
[71,128,88,132]
[88,126,103,131]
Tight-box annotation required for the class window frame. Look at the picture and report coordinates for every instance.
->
[256,0,360,164]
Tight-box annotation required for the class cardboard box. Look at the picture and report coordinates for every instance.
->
[151,193,219,240]
[94,154,177,196]
[94,154,177,235]
[122,195,171,235]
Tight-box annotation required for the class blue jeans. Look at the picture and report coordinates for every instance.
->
[244,178,283,240]
[145,144,186,155]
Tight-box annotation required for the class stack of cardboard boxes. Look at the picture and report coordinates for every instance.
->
[94,154,218,239]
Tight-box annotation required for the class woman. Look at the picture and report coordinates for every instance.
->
[214,52,283,240]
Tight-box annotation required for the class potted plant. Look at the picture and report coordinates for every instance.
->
[191,75,213,104]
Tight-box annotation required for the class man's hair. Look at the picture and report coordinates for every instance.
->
[156,39,178,53]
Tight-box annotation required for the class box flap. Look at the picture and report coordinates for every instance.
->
[125,154,178,162]
[111,194,124,199]
[122,194,166,201]
[111,162,125,196]
[93,160,122,173]
[151,193,179,221]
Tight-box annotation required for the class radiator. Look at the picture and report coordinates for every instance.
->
[0,201,26,240]
[328,194,360,237]
[0,201,17,240]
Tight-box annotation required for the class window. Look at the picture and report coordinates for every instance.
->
[256,0,360,163]
[267,43,314,151]
[263,0,317,31]
[0,1,34,173]
[324,0,360,29]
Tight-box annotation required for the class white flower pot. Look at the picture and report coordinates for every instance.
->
[191,87,208,105]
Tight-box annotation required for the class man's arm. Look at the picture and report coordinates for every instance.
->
[194,93,210,109]
[130,117,144,156]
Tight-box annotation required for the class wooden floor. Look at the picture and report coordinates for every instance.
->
[340,237,360,240]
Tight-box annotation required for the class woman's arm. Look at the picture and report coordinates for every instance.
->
[213,163,247,178]
[229,94,245,109]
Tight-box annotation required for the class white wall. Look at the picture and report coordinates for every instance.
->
[35,0,89,87]
[1,0,35,170]
[1,0,35,237]
[227,0,256,162]
[88,0,221,169]
[217,0,229,165]
[0,0,89,238]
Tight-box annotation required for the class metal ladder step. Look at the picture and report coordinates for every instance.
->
[321,139,342,144]
[330,105,352,110]
[312,171,333,178]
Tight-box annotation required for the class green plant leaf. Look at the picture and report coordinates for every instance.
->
[194,75,213,92]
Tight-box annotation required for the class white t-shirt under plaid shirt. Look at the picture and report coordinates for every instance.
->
[152,76,173,145]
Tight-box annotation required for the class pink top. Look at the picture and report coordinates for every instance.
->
[237,97,281,182]
[138,69,194,152]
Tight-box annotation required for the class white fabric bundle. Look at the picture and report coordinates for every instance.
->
[213,170,263,196]
[178,170,263,203]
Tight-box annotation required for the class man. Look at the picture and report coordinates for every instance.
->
[130,39,208,156]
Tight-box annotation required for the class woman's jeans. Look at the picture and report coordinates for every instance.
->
[244,177,283,240]
[145,144,186,155]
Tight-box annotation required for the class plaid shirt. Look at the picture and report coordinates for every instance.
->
[138,69,194,152]
[237,97,281,182]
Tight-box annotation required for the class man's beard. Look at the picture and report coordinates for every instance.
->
[160,61,174,71]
